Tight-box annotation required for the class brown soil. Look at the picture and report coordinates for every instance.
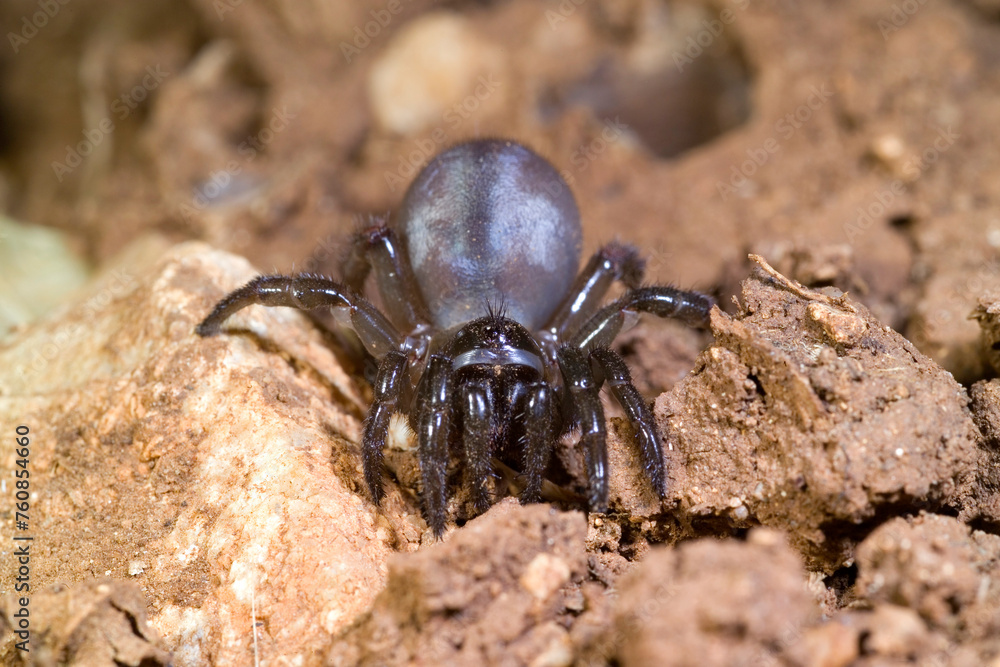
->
[3,0,1000,665]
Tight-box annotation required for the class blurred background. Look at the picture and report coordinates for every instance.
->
[1,0,999,383]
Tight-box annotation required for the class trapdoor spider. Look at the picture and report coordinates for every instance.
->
[197,139,714,536]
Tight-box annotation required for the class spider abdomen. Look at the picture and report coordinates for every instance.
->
[397,139,583,331]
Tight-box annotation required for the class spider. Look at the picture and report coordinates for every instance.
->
[196,138,714,537]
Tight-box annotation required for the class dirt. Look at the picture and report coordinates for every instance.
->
[326,500,590,666]
[3,0,1000,665]
[649,262,981,570]
[1,578,171,666]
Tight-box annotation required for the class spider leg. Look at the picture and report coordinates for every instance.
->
[518,382,554,505]
[589,347,665,497]
[460,376,496,514]
[557,345,609,512]
[198,274,416,508]
[411,354,453,538]
[341,219,432,332]
[196,274,402,358]
[544,242,644,337]
[569,285,715,352]
[554,286,712,510]
[362,349,408,504]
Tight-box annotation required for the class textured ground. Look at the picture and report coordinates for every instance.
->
[2,0,1000,665]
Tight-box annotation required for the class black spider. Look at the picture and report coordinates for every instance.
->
[196,138,714,537]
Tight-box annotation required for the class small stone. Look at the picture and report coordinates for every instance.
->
[520,553,571,601]
[800,622,860,667]
[529,624,573,667]
[368,13,507,135]
[889,383,910,400]
[871,134,905,164]
[746,527,784,548]
[864,604,928,656]
[806,302,868,347]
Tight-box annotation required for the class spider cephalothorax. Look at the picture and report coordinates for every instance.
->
[197,138,714,536]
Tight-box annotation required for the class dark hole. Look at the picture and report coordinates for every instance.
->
[965,0,1000,23]
[966,515,1000,536]
[825,562,858,605]
[538,3,752,159]
[889,214,915,228]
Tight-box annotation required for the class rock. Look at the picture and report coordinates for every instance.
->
[909,207,1000,384]
[798,621,860,667]
[974,290,1000,375]
[583,527,817,666]
[654,263,982,570]
[368,12,508,136]
[862,604,932,658]
[0,241,403,665]
[0,215,90,334]
[856,513,1000,643]
[967,379,1000,523]
[0,579,170,667]
[326,499,588,666]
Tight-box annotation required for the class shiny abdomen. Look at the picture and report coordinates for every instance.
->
[397,139,583,331]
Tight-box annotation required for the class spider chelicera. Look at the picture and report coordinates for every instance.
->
[197,138,714,537]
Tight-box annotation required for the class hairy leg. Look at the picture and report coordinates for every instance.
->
[341,220,431,332]
[569,285,714,353]
[589,347,665,497]
[362,350,408,504]
[557,345,609,511]
[411,354,453,538]
[196,274,402,358]
[544,242,644,337]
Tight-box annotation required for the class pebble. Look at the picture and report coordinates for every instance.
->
[368,13,507,135]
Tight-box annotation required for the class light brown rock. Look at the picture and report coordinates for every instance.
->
[0,241,408,666]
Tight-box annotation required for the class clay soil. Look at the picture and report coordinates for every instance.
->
[3,0,1000,665]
